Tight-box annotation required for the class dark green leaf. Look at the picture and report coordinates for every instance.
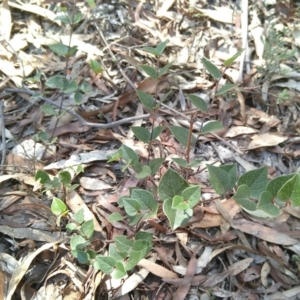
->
[169,126,196,147]
[139,65,158,79]
[123,198,141,216]
[277,174,300,206]
[94,255,116,274]
[131,126,151,143]
[266,173,295,198]
[48,43,69,56]
[149,158,164,175]
[158,168,189,201]
[201,121,223,134]
[224,49,245,67]
[215,84,239,96]
[58,170,71,185]
[80,219,94,239]
[238,166,268,199]
[90,59,103,74]
[35,170,51,184]
[201,57,221,79]
[108,212,126,222]
[136,90,156,111]
[158,61,173,78]
[40,103,57,116]
[257,191,280,216]
[186,94,207,112]
[233,184,257,211]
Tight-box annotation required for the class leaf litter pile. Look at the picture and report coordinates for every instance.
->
[1,0,300,299]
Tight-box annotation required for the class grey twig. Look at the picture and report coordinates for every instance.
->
[0,101,6,173]
[4,88,149,128]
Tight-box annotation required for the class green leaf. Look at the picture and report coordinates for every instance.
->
[158,168,189,201]
[80,219,94,239]
[70,235,89,250]
[201,121,223,134]
[63,80,78,94]
[139,65,158,79]
[163,198,193,230]
[90,59,103,74]
[35,170,51,184]
[72,250,89,264]
[108,212,126,222]
[143,40,169,56]
[66,222,78,232]
[149,158,164,175]
[172,195,189,210]
[87,0,95,8]
[224,49,245,67]
[48,43,69,56]
[131,126,151,143]
[152,126,164,140]
[257,191,280,216]
[109,243,127,261]
[120,144,139,165]
[94,255,116,274]
[125,240,151,271]
[207,164,237,195]
[186,94,207,112]
[169,126,196,147]
[277,174,300,206]
[123,198,141,216]
[51,197,67,216]
[136,90,155,111]
[266,173,295,198]
[215,84,239,96]
[73,208,85,224]
[135,231,153,243]
[74,91,83,104]
[131,189,158,218]
[66,46,78,57]
[158,61,173,78]
[172,158,189,168]
[155,40,169,55]
[189,159,204,167]
[58,170,71,185]
[45,75,66,89]
[40,103,57,116]
[114,236,134,253]
[112,262,127,279]
[238,166,268,199]
[80,81,92,94]
[135,165,152,179]
[181,185,201,208]
[201,57,221,79]
[127,214,143,226]
[233,184,257,211]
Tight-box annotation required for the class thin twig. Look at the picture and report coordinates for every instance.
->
[4,87,149,128]
[0,101,6,174]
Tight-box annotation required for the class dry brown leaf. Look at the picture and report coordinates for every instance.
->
[224,126,258,138]
[6,242,57,300]
[248,133,288,150]
[8,1,60,25]
[232,219,298,245]
[79,177,112,190]
[0,0,12,41]
[191,198,240,228]
[137,257,178,279]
